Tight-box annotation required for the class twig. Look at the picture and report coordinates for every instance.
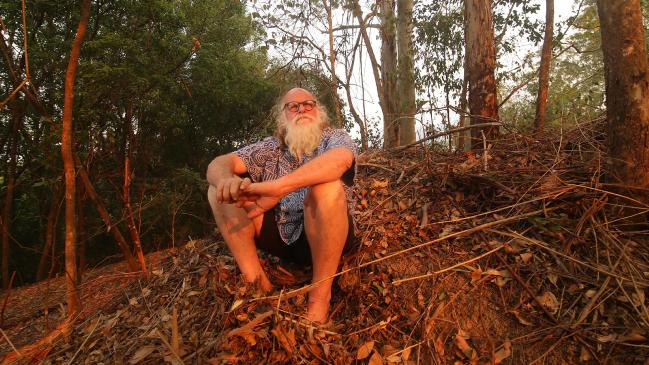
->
[0,327,20,356]
[0,271,16,327]
[394,122,502,151]
[392,245,504,285]
[67,316,102,365]
[256,208,554,302]
[490,229,648,287]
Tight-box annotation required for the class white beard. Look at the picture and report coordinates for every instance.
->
[282,114,325,160]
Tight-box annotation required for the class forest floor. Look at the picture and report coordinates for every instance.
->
[1,119,649,364]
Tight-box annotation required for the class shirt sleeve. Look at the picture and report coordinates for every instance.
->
[325,129,358,156]
[233,137,278,182]
[324,129,358,186]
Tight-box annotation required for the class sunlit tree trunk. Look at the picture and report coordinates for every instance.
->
[397,0,416,145]
[534,0,554,134]
[465,0,499,150]
[596,0,649,202]
[61,0,90,317]
[381,0,399,148]
[2,100,21,289]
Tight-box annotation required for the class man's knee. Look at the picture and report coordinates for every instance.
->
[304,180,346,210]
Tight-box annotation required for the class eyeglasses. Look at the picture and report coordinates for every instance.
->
[283,100,317,112]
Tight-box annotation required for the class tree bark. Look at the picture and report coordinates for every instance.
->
[465,0,499,150]
[381,0,399,148]
[397,0,416,145]
[534,0,554,134]
[323,0,342,128]
[61,0,91,317]
[352,1,388,145]
[37,183,64,281]
[1,99,21,289]
[123,101,147,274]
[596,0,649,203]
[75,156,139,271]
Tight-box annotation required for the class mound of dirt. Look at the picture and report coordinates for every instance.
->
[2,120,648,364]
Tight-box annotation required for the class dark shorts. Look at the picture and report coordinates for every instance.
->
[254,209,357,267]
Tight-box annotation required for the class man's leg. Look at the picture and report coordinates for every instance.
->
[207,185,272,291]
[303,180,348,323]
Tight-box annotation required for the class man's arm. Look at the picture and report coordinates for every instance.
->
[238,146,354,218]
[276,146,354,196]
[206,153,250,203]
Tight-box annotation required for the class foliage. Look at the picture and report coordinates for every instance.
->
[0,0,294,285]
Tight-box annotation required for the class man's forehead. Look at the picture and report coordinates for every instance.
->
[283,88,316,102]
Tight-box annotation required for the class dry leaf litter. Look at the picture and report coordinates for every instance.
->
[1,118,648,364]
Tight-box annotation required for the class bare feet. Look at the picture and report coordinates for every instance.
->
[306,295,331,323]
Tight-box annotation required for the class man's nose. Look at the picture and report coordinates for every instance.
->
[296,103,306,112]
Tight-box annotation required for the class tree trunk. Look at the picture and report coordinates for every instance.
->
[381,0,399,148]
[596,0,649,203]
[75,156,139,271]
[37,184,64,281]
[61,0,91,317]
[76,177,86,279]
[534,0,554,134]
[352,1,388,144]
[397,0,416,145]
[458,64,469,152]
[123,101,147,274]
[323,0,342,128]
[1,100,21,289]
[465,0,499,150]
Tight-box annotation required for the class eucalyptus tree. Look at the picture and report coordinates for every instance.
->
[596,0,649,202]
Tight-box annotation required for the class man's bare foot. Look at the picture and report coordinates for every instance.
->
[306,297,330,323]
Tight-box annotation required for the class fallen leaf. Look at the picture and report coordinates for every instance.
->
[579,346,592,361]
[371,180,389,189]
[536,291,560,313]
[511,310,533,326]
[272,324,297,354]
[454,329,475,360]
[356,341,374,360]
[128,346,156,364]
[470,268,483,283]
[368,351,383,365]
[493,340,511,364]
[520,252,533,264]
[228,299,244,312]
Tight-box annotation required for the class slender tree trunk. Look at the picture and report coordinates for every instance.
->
[37,184,64,281]
[1,100,21,289]
[458,62,469,152]
[323,0,342,128]
[397,0,416,145]
[61,0,90,317]
[534,0,554,134]
[596,0,649,203]
[381,0,399,148]
[352,1,388,141]
[76,177,86,279]
[75,156,139,271]
[465,0,499,150]
[123,101,147,274]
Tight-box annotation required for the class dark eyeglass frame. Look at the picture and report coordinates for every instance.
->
[283,100,317,112]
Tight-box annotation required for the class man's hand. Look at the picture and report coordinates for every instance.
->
[215,176,252,204]
[236,180,286,219]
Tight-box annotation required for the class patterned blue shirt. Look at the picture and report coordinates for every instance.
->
[234,128,357,244]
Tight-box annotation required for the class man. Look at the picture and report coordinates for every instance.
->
[206,88,357,323]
